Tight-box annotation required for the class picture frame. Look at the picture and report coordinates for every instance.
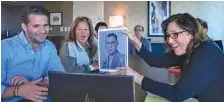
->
[148,1,171,37]
[98,28,128,72]
[49,12,63,26]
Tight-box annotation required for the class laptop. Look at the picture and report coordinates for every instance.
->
[48,71,135,102]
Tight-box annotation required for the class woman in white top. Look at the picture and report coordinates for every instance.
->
[59,16,98,73]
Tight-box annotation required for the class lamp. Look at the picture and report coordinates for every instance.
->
[109,16,124,27]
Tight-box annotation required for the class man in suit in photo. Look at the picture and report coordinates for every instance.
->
[103,33,125,69]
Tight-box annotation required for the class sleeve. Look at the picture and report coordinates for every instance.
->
[142,39,152,52]
[47,43,65,72]
[102,58,107,68]
[88,65,95,71]
[141,43,224,102]
[59,42,91,73]
[1,41,10,95]
[44,42,65,80]
[139,45,183,68]
[120,54,126,67]
[128,42,132,54]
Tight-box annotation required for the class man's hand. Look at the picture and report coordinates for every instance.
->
[11,76,29,86]
[36,79,49,88]
[18,78,49,102]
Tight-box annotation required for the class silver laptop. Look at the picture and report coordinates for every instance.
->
[49,71,135,102]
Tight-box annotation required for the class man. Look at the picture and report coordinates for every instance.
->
[1,5,64,102]
[196,18,208,33]
[103,33,125,69]
[94,22,108,39]
[196,18,223,51]
[93,22,108,46]
[129,25,152,55]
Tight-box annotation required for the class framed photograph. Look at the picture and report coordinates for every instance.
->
[98,28,128,72]
[49,12,63,26]
[148,1,170,37]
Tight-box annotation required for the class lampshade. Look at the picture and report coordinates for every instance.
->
[109,16,124,27]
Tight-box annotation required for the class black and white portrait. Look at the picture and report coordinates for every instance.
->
[98,28,128,72]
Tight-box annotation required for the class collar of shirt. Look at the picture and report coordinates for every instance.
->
[75,40,90,51]
[18,31,46,50]
[109,50,119,56]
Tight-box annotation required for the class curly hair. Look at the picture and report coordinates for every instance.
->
[161,13,208,63]
[66,16,97,58]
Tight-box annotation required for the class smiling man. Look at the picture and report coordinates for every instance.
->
[1,5,64,102]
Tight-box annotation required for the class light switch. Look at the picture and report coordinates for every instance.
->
[68,27,71,32]
[64,27,68,32]
[60,27,64,32]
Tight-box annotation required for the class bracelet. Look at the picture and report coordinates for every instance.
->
[13,86,16,97]
[15,85,20,97]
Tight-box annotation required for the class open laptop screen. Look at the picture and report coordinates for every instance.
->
[49,71,135,102]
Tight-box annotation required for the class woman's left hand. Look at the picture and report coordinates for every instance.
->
[92,61,99,70]
[116,67,144,85]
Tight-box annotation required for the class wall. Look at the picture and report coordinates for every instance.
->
[104,1,164,43]
[104,1,147,37]
[73,1,104,30]
[171,1,224,48]
[104,1,224,46]
[1,1,73,37]
[2,1,224,46]
[43,1,73,37]
[1,5,23,34]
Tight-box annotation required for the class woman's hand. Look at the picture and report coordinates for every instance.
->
[117,25,137,42]
[116,67,144,85]
[118,26,142,51]
[92,61,99,70]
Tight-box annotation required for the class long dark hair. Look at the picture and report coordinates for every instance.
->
[65,16,97,58]
[161,13,208,62]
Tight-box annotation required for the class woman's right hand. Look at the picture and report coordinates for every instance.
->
[118,26,137,42]
[119,26,142,51]
[122,29,136,42]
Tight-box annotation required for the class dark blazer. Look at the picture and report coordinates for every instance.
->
[103,50,125,69]
[139,41,224,102]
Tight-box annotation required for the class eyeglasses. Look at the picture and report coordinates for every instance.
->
[165,30,187,40]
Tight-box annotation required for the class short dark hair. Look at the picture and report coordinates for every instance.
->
[106,33,117,41]
[134,25,144,31]
[196,18,208,29]
[95,22,107,32]
[21,5,49,25]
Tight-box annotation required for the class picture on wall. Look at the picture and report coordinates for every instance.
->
[49,12,63,26]
[98,28,128,72]
[148,1,170,37]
